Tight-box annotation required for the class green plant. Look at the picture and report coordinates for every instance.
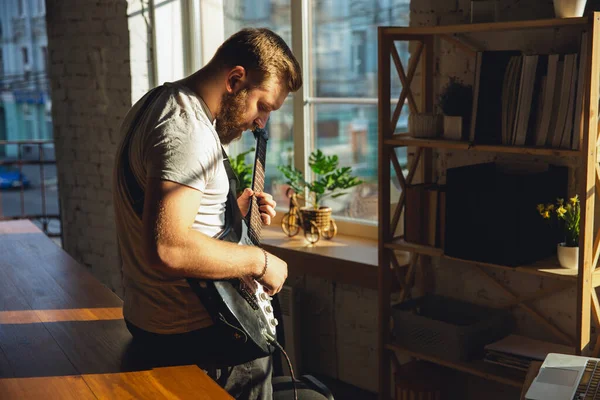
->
[230,147,254,194]
[537,195,580,247]
[277,149,363,209]
[438,76,473,117]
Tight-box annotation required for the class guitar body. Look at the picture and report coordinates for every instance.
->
[188,128,277,359]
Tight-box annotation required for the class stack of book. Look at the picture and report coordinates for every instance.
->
[484,334,574,372]
[470,32,588,150]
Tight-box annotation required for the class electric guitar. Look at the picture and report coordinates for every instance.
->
[188,128,277,358]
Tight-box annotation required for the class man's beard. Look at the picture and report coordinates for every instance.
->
[215,89,249,145]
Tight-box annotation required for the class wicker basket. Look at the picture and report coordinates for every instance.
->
[392,295,514,362]
[300,207,331,231]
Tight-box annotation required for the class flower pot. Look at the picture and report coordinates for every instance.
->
[443,116,463,141]
[300,206,337,244]
[557,243,579,269]
[553,0,587,18]
[408,113,442,138]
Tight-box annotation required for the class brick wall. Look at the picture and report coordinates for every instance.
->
[286,274,379,392]
[46,0,131,295]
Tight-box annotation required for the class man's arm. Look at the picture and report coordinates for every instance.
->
[142,177,265,280]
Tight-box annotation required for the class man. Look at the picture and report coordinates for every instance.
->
[112,28,302,399]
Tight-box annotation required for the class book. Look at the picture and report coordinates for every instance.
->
[470,50,522,145]
[551,54,577,148]
[572,31,589,150]
[535,54,559,147]
[513,55,539,145]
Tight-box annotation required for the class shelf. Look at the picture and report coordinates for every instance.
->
[385,136,581,159]
[386,343,527,388]
[385,238,444,257]
[384,238,600,284]
[379,17,588,36]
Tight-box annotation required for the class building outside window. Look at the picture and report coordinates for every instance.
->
[0,0,57,236]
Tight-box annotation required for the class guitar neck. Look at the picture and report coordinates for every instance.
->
[247,129,268,245]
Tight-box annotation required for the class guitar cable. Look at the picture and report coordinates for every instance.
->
[266,335,298,400]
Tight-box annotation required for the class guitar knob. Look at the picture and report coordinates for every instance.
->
[270,318,278,327]
[259,293,268,301]
[265,305,273,314]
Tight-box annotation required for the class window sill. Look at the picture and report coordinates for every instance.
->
[261,225,381,289]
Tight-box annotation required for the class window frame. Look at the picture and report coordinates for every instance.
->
[181,0,381,239]
[292,0,378,238]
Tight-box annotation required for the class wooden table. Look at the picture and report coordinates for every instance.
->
[0,219,232,399]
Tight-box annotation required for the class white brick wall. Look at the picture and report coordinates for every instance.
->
[47,0,131,295]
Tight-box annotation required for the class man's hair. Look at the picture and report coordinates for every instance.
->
[211,28,302,93]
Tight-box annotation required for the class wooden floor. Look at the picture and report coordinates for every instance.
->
[0,220,232,399]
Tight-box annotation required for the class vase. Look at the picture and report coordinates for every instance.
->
[300,206,337,244]
[553,0,587,18]
[557,243,579,269]
[408,113,442,138]
[443,116,463,141]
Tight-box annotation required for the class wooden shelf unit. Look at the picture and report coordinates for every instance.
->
[377,14,600,400]
[386,237,600,285]
[385,136,582,159]
[386,343,527,389]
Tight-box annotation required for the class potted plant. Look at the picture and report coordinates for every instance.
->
[229,147,255,196]
[277,149,363,239]
[537,195,580,269]
[437,76,473,141]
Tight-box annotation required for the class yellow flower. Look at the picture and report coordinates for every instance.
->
[542,211,550,219]
[557,206,567,217]
[537,204,545,212]
[570,195,579,205]
[566,203,573,211]
[557,198,564,206]
[546,204,555,211]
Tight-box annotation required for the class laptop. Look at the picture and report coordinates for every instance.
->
[526,353,600,399]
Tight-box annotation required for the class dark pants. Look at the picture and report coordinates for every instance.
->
[124,320,273,400]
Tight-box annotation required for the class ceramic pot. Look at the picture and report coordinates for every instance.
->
[553,0,587,18]
[408,113,442,138]
[443,116,463,141]
[557,243,579,269]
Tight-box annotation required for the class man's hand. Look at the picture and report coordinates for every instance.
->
[257,251,288,295]
[237,188,277,225]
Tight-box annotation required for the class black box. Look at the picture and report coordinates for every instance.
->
[392,295,514,362]
[444,162,567,266]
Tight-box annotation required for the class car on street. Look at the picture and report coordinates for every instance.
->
[0,166,30,189]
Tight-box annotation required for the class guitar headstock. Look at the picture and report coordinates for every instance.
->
[252,127,269,142]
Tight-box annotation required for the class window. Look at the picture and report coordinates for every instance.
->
[351,30,367,76]
[41,46,48,71]
[181,0,411,231]
[18,0,25,16]
[153,0,185,84]
[308,0,410,223]
[21,47,29,65]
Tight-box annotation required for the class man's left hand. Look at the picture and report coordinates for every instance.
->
[237,188,277,225]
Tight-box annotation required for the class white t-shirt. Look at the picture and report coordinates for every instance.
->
[113,82,229,333]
